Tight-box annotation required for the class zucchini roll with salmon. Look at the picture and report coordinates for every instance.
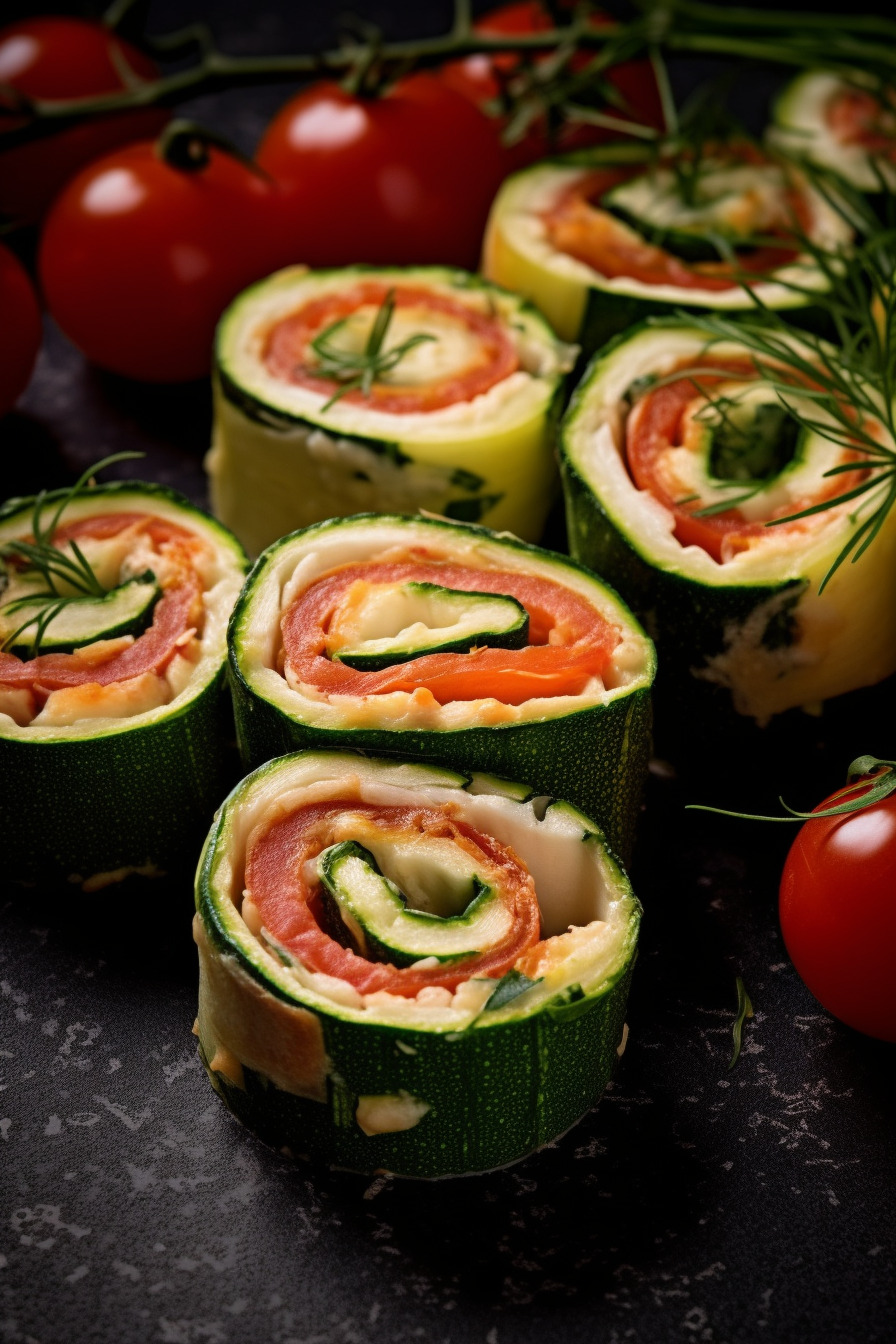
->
[0,471,246,886]
[559,323,896,726]
[772,72,896,195]
[482,144,852,355]
[194,750,640,1178]
[228,514,655,862]
[207,266,573,556]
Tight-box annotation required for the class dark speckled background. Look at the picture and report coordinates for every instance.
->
[1,4,895,1342]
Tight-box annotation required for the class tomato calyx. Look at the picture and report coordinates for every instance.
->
[155,118,270,180]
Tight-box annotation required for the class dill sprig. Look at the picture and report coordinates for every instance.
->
[309,289,436,412]
[688,756,896,824]
[0,452,143,655]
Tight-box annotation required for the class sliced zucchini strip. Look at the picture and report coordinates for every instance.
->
[1,572,160,657]
[559,322,896,724]
[208,265,573,556]
[227,513,655,862]
[0,481,247,886]
[195,749,640,1178]
[482,146,852,353]
[329,580,529,670]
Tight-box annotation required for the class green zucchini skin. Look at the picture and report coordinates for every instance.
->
[195,750,639,1178]
[2,667,234,885]
[227,513,655,864]
[200,970,631,1179]
[0,481,247,886]
[231,679,651,868]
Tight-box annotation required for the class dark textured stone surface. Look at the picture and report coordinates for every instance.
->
[1,4,895,1342]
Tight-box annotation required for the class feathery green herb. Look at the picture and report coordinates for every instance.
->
[309,289,436,411]
[0,452,144,655]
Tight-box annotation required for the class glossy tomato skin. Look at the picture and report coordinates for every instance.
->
[779,785,896,1042]
[39,141,284,383]
[0,17,168,223]
[256,74,506,271]
[439,2,663,172]
[0,242,42,416]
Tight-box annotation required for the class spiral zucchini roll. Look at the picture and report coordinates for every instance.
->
[194,750,640,1178]
[0,481,246,886]
[228,513,655,862]
[559,323,896,724]
[772,71,896,194]
[208,266,572,555]
[482,144,852,355]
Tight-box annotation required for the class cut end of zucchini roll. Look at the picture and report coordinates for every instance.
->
[228,512,655,861]
[208,266,574,555]
[0,481,247,884]
[482,145,852,351]
[195,749,640,1178]
[560,323,896,723]
[772,71,896,194]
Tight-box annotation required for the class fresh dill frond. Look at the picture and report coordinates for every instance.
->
[309,289,436,411]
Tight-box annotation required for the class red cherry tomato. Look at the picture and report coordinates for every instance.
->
[0,17,168,223]
[439,2,663,171]
[0,242,42,417]
[779,777,896,1043]
[39,134,285,383]
[256,74,507,271]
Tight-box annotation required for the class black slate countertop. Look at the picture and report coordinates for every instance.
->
[2,4,895,1340]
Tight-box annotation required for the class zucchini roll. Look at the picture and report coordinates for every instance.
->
[208,266,572,556]
[559,323,896,725]
[482,145,852,354]
[228,513,655,862]
[0,481,246,886]
[772,72,896,194]
[195,750,640,1178]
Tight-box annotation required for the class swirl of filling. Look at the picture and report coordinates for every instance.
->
[0,512,207,722]
[623,360,870,562]
[243,799,543,998]
[543,148,812,294]
[262,281,520,414]
[279,556,621,706]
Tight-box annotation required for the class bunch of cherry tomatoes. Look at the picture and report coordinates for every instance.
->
[0,4,659,396]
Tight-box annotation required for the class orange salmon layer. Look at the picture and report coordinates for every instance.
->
[244,799,542,997]
[280,556,621,705]
[543,159,808,292]
[624,362,868,561]
[262,281,520,413]
[826,86,896,158]
[0,512,204,694]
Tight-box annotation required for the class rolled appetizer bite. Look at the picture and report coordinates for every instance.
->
[482,144,852,354]
[228,514,655,862]
[208,266,572,556]
[194,750,640,1178]
[772,71,896,195]
[560,323,896,725]
[0,469,246,886]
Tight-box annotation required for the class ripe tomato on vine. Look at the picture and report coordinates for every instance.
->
[256,74,507,271]
[39,125,289,383]
[779,765,896,1044]
[0,17,168,222]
